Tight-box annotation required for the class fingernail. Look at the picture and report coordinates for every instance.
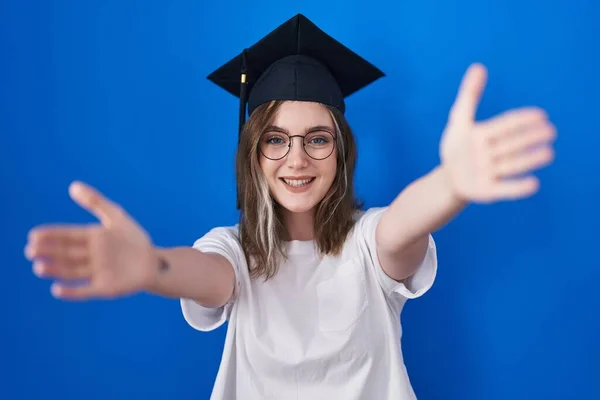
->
[28,229,38,241]
[33,262,45,276]
[24,245,32,259]
[51,284,62,298]
[69,181,83,197]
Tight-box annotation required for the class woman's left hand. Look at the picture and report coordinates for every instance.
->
[439,63,557,203]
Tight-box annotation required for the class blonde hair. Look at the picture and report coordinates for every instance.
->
[235,100,362,280]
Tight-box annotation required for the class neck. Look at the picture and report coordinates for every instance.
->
[282,208,315,241]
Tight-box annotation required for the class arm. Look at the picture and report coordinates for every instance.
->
[375,165,466,281]
[376,63,555,282]
[25,180,236,305]
[146,247,235,309]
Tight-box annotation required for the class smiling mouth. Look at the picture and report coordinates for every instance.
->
[280,177,316,188]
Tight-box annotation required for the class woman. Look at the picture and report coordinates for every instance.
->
[24,14,556,400]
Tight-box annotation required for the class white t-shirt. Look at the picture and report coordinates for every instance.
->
[180,207,437,400]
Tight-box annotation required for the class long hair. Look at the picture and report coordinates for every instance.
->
[235,100,362,280]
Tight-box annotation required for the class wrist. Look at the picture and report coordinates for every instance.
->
[435,164,470,209]
[143,247,169,293]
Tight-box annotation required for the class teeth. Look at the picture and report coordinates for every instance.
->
[283,178,313,187]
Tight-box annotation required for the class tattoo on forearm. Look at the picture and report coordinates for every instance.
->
[158,257,170,273]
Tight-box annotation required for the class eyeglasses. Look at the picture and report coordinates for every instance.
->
[259,130,336,160]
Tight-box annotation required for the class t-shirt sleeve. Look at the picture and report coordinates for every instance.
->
[180,225,244,332]
[357,207,438,299]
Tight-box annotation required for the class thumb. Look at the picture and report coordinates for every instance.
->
[449,63,488,125]
[69,181,126,227]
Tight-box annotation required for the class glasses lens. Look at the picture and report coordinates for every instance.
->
[260,132,290,159]
[259,130,336,160]
[304,131,335,160]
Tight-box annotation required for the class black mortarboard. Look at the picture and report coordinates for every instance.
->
[207,13,385,136]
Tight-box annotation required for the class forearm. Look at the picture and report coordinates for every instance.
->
[145,246,235,308]
[377,165,467,253]
[374,165,466,281]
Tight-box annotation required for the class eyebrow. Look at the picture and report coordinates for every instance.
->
[265,125,335,134]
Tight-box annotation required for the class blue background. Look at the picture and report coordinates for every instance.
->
[2,1,598,399]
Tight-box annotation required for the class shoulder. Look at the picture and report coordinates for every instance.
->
[352,206,388,232]
[191,224,248,278]
[339,206,388,254]
[193,224,240,246]
[192,224,243,260]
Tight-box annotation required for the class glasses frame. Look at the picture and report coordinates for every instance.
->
[259,131,337,161]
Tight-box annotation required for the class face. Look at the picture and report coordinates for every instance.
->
[259,101,338,215]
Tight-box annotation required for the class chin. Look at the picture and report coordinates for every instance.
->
[272,192,318,213]
[277,200,317,214]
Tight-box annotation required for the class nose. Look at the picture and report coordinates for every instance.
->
[286,136,309,169]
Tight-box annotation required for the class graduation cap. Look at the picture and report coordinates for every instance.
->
[207,13,385,136]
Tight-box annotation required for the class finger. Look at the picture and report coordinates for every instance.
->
[68,181,127,228]
[494,146,555,178]
[482,107,549,143]
[27,225,89,254]
[28,247,90,272]
[25,235,88,259]
[26,227,88,263]
[33,260,92,280]
[51,282,97,301]
[449,63,488,125]
[491,176,540,200]
[26,232,91,278]
[490,122,557,160]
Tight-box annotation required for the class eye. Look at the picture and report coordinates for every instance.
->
[309,136,328,145]
[306,131,333,146]
[267,136,285,145]
[261,132,288,146]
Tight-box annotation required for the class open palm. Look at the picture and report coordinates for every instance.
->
[440,64,556,203]
[25,182,158,300]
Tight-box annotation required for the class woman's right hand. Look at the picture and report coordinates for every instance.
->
[25,181,161,300]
